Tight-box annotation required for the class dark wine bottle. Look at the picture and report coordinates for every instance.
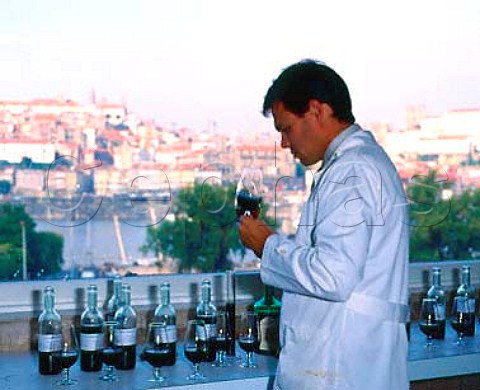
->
[254,284,281,356]
[38,286,62,375]
[114,284,137,370]
[456,265,476,336]
[105,277,122,322]
[225,270,236,357]
[153,282,177,366]
[195,279,217,362]
[80,285,104,372]
[426,267,446,339]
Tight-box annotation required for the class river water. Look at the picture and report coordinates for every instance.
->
[35,219,149,269]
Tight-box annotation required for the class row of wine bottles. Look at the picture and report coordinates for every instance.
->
[407,264,476,341]
[38,271,282,375]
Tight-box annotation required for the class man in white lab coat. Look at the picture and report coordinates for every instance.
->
[239,59,410,390]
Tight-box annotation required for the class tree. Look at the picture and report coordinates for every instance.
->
[141,182,274,273]
[0,203,64,280]
[408,171,480,261]
[0,180,11,195]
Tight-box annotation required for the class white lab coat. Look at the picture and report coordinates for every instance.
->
[261,124,410,390]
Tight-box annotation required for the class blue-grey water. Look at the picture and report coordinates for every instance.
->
[35,219,150,269]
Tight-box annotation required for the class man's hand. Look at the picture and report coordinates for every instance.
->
[238,216,275,258]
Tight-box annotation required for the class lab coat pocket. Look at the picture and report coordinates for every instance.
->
[276,325,344,390]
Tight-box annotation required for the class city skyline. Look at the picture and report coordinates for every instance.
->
[0,0,479,133]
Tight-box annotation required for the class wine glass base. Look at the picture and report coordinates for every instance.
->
[240,361,258,368]
[56,379,78,386]
[186,372,206,381]
[148,377,166,383]
[212,361,229,367]
[99,374,119,382]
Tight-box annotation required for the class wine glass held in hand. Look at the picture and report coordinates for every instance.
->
[184,320,208,381]
[141,322,171,385]
[52,323,79,386]
[451,296,475,346]
[99,321,122,382]
[235,167,263,219]
[418,298,441,348]
[238,312,260,368]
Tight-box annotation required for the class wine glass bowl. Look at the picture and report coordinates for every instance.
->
[99,321,121,382]
[418,298,440,348]
[235,167,263,219]
[141,322,170,384]
[451,296,475,345]
[238,312,259,368]
[184,320,207,381]
[52,323,79,386]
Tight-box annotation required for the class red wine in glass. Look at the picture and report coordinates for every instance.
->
[143,347,170,368]
[53,349,78,369]
[184,346,206,364]
[236,189,262,219]
[102,347,122,367]
[238,336,259,353]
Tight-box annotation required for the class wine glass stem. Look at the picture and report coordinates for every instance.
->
[247,352,253,366]
[63,368,70,383]
[193,363,200,376]
[153,367,162,380]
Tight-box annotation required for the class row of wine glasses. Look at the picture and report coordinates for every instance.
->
[183,311,259,381]
[419,296,475,347]
[49,311,260,386]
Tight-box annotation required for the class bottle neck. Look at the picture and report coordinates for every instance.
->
[264,285,274,305]
[462,269,471,287]
[113,280,122,299]
[44,290,55,312]
[432,271,442,288]
[201,283,211,304]
[226,271,235,303]
[160,284,171,306]
[87,286,98,309]
[122,286,131,306]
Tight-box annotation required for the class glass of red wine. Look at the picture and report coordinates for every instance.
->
[52,323,79,386]
[212,311,228,367]
[451,296,475,346]
[238,312,259,368]
[141,322,171,385]
[184,319,208,381]
[235,167,263,220]
[418,298,440,348]
[99,321,121,382]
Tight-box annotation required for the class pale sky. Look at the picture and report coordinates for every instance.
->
[1,0,479,133]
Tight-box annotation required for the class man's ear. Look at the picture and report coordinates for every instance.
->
[309,99,328,119]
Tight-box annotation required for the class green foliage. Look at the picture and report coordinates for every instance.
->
[0,203,64,280]
[0,180,11,195]
[142,182,274,273]
[408,171,480,261]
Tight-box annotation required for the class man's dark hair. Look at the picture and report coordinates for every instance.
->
[262,59,355,124]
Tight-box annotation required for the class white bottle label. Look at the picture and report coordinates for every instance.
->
[114,328,136,346]
[205,324,217,339]
[38,334,62,352]
[154,325,177,343]
[436,304,446,320]
[468,298,476,313]
[81,333,104,351]
[195,325,208,341]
